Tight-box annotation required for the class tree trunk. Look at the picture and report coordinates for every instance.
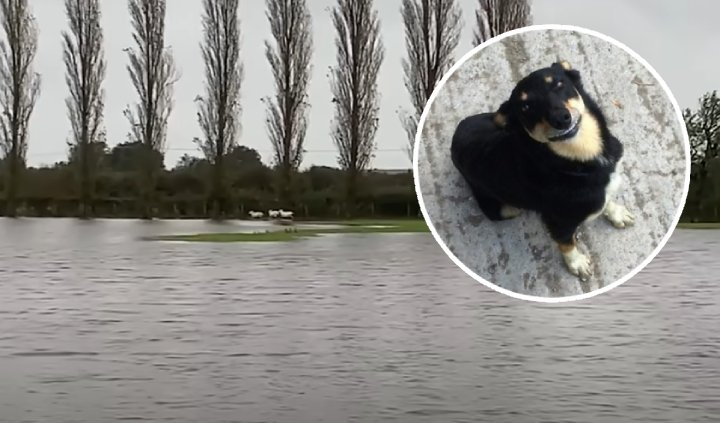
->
[280,163,293,207]
[5,146,19,217]
[346,168,358,218]
[212,154,224,219]
[139,144,155,220]
[80,140,91,218]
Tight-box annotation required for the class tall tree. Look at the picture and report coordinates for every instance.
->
[683,91,720,219]
[401,0,462,161]
[473,0,530,46]
[63,0,107,218]
[330,0,385,215]
[0,0,40,217]
[263,0,313,207]
[124,0,177,219]
[684,91,720,165]
[195,0,243,219]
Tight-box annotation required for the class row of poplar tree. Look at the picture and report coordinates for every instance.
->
[0,0,530,219]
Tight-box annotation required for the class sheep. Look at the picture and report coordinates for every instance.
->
[268,209,280,218]
[279,209,294,219]
[248,210,264,219]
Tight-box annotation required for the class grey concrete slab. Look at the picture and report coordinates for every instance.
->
[416,28,688,299]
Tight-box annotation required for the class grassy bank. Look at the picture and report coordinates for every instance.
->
[148,219,429,243]
[677,222,720,229]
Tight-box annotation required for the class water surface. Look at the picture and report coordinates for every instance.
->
[1,219,718,422]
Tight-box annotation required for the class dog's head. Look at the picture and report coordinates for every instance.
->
[494,61,587,143]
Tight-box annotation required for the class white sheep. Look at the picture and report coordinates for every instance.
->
[248,210,264,219]
[279,209,294,219]
[268,209,280,218]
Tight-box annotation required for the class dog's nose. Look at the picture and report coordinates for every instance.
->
[548,108,572,129]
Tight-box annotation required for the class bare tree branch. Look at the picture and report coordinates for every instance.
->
[473,0,531,46]
[330,0,384,214]
[0,0,41,217]
[124,0,178,219]
[195,0,243,218]
[401,0,462,161]
[63,0,107,218]
[263,0,313,206]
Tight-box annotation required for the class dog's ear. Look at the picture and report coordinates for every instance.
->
[493,100,513,128]
[552,60,582,87]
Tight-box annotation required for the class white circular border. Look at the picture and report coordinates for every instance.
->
[412,24,691,303]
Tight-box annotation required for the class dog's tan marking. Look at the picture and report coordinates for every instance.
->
[548,112,602,161]
[559,60,572,70]
[566,96,586,113]
[520,92,528,101]
[493,112,507,128]
[544,75,553,83]
[529,120,551,143]
[557,240,575,253]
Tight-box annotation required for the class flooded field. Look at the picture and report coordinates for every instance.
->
[1,219,718,422]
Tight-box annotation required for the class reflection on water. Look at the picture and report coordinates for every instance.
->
[1,219,719,422]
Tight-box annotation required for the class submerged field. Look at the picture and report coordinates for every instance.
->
[147,219,430,243]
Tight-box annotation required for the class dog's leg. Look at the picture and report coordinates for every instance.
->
[544,217,593,281]
[601,173,635,229]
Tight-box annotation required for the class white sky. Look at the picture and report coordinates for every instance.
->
[23,0,720,169]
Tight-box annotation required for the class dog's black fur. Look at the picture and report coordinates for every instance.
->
[451,61,624,251]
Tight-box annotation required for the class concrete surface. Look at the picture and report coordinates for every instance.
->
[416,29,688,298]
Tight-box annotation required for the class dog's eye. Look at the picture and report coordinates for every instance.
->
[555,81,563,89]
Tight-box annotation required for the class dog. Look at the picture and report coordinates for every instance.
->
[450,60,635,281]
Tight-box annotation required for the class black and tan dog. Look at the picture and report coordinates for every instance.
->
[451,60,634,281]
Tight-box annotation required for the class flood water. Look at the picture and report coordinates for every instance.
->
[1,218,719,422]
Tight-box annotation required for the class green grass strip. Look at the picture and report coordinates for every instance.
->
[677,222,720,230]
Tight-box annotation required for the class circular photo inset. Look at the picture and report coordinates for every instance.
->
[413,25,690,302]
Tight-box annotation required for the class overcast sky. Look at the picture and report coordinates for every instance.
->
[24,0,719,169]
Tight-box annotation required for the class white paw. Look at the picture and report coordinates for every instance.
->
[563,248,593,281]
[604,202,635,229]
[500,205,522,219]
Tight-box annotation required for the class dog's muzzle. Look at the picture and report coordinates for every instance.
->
[547,109,582,142]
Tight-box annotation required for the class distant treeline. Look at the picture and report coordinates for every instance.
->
[681,91,720,222]
[0,142,419,219]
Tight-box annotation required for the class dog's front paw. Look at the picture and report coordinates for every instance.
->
[500,205,522,219]
[604,202,635,229]
[562,249,593,281]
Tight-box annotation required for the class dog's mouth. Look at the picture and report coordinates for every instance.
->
[547,110,582,142]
